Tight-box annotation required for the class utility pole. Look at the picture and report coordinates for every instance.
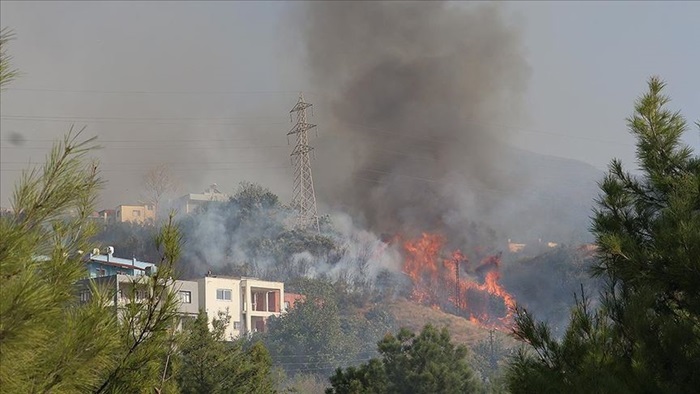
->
[287,93,320,233]
[453,251,466,310]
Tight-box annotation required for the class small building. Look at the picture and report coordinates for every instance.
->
[197,275,284,340]
[86,246,157,278]
[284,292,305,312]
[114,204,155,224]
[174,184,229,215]
[95,209,115,223]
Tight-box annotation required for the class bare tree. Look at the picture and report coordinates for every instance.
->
[140,164,180,220]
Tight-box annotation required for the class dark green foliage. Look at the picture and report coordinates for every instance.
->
[327,325,481,394]
[177,310,275,394]
[471,330,514,391]
[507,77,700,393]
[263,278,396,378]
[95,214,184,394]
[0,130,117,393]
[264,278,365,377]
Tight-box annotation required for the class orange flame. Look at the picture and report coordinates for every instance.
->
[402,233,515,329]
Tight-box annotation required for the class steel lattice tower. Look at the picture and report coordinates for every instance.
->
[287,93,320,233]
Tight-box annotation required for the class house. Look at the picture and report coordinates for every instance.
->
[76,274,199,326]
[95,209,115,223]
[284,292,305,312]
[197,275,284,340]
[86,246,157,278]
[78,248,287,339]
[173,184,229,215]
[78,248,197,326]
[114,204,155,224]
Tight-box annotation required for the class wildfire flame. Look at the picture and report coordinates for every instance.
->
[402,233,515,329]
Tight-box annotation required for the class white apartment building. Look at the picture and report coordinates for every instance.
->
[197,275,284,340]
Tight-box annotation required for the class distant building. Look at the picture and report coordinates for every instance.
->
[114,204,155,224]
[174,184,229,215]
[78,247,287,340]
[284,292,305,312]
[95,209,116,223]
[86,246,157,278]
[507,239,527,253]
[197,275,284,340]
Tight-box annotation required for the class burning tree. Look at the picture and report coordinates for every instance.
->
[401,233,515,329]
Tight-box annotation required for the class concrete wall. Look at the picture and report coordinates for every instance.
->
[197,276,243,340]
[174,280,199,317]
[241,278,284,335]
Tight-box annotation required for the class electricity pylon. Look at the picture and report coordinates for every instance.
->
[287,93,320,233]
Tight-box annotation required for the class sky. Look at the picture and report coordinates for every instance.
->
[1,1,698,209]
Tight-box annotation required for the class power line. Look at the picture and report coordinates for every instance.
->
[1,160,288,165]
[0,145,291,150]
[0,166,292,173]
[1,115,289,126]
[3,87,322,96]
[1,114,634,146]
[1,114,288,121]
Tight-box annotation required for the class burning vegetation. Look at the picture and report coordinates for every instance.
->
[400,233,515,329]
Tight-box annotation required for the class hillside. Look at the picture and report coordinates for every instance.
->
[387,298,517,348]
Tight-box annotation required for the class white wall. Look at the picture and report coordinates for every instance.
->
[197,277,243,340]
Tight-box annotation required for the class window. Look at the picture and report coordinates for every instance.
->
[80,290,91,303]
[132,210,141,217]
[234,321,241,330]
[96,268,106,277]
[216,288,232,301]
[180,291,192,304]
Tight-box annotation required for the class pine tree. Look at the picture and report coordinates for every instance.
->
[506,77,700,393]
[0,27,19,87]
[0,129,120,393]
[327,324,481,394]
[177,310,275,394]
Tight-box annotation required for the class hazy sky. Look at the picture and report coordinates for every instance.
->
[1,1,698,209]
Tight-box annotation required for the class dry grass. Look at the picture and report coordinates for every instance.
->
[387,298,518,347]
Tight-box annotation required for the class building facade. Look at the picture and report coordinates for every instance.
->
[173,184,229,215]
[86,247,157,278]
[79,250,286,340]
[115,204,155,224]
[197,275,284,340]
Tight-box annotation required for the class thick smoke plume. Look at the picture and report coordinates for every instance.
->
[304,2,529,245]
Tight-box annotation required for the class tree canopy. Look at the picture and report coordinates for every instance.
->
[327,324,481,394]
[507,77,700,393]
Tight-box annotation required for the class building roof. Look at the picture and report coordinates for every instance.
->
[88,254,155,271]
[180,193,229,202]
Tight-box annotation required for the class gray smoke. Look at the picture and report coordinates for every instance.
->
[302,2,530,245]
